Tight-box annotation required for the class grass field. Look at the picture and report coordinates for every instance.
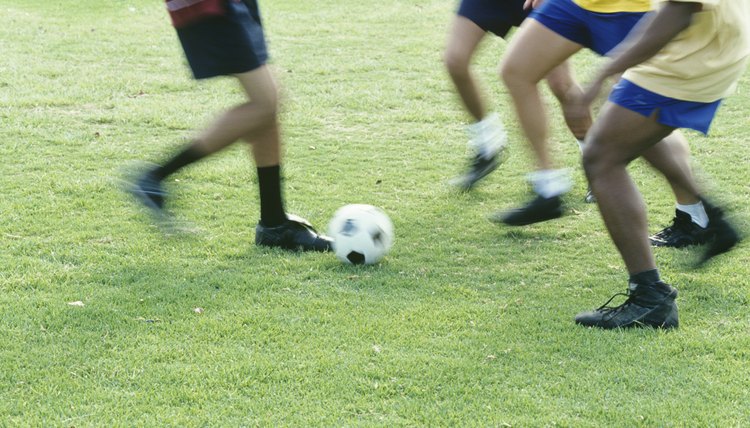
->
[1,0,749,426]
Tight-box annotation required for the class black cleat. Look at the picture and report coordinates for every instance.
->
[449,150,505,191]
[490,195,563,226]
[256,214,333,252]
[575,281,679,330]
[650,209,708,248]
[127,171,167,217]
[699,200,741,265]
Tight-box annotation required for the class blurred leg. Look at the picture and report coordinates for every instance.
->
[641,131,701,205]
[500,20,581,169]
[444,16,488,122]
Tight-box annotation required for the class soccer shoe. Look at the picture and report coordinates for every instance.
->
[255,214,333,252]
[650,209,708,248]
[449,151,505,191]
[698,200,741,265]
[575,281,679,329]
[127,171,167,216]
[490,195,563,226]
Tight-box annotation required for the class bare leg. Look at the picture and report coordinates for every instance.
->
[500,20,582,170]
[583,103,675,274]
[189,65,281,164]
[641,131,700,205]
[444,16,488,122]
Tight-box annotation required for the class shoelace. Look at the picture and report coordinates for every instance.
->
[595,290,634,316]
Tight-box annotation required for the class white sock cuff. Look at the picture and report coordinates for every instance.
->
[676,201,709,228]
[528,168,573,198]
[467,113,506,157]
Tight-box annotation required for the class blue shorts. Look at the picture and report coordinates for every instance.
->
[609,79,722,135]
[529,0,646,56]
[176,0,268,79]
[457,0,530,37]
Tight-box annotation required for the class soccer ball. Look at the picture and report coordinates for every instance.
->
[328,204,394,265]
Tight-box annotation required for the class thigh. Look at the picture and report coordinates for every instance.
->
[234,65,278,109]
[501,19,582,83]
[586,101,674,166]
[445,15,487,64]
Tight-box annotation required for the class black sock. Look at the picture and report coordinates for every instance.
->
[151,144,206,181]
[629,269,661,286]
[257,165,287,227]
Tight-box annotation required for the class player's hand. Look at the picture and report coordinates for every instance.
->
[581,76,606,108]
[565,80,602,132]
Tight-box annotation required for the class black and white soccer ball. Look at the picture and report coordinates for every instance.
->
[328,204,394,265]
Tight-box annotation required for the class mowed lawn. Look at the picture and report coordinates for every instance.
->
[1,0,749,426]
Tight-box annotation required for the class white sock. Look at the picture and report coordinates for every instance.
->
[676,201,709,228]
[576,139,585,153]
[528,168,573,198]
[467,113,507,159]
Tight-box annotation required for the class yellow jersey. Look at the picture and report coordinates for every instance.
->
[623,0,750,102]
[573,0,652,13]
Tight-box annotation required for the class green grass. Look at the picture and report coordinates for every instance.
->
[1,0,749,426]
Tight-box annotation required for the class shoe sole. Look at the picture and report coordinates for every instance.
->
[256,240,332,252]
[631,302,679,329]
[492,207,563,226]
[650,237,707,248]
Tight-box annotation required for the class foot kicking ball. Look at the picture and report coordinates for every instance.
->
[328,204,394,265]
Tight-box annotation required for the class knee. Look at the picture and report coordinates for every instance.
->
[254,90,280,122]
[443,48,470,79]
[582,139,610,181]
[499,58,532,89]
[498,60,516,86]
[259,102,279,125]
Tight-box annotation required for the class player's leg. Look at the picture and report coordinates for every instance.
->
[576,77,740,328]
[584,104,674,274]
[234,68,332,251]
[576,101,679,329]
[130,65,278,215]
[492,19,582,225]
[495,2,649,224]
[128,0,275,215]
[444,15,489,122]
[501,20,581,170]
[641,132,710,247]
[444,10,509,190]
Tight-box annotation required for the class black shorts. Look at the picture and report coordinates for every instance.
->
[457,0,530,37]
[176,0,268,79]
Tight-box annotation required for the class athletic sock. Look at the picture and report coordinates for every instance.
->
[576,139,585,153]
[257,165,287,227]
[151,143,206,181]
[528,168,572,199]
[676,201,709,228]
[629,269,661,286]
[467,113,506,159]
